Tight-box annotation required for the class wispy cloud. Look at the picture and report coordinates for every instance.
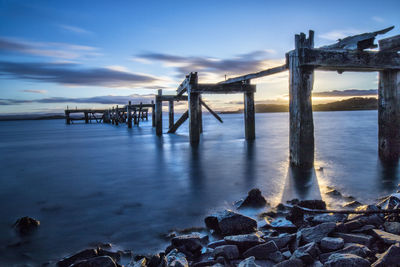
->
[372,16,384,23]
[136,50,279,82]
[0,37,100,60]
[0,61,162,88]
[313,89,377,97]
[319,29,361,41]
[59,24,93,35]
[20,89,47,94]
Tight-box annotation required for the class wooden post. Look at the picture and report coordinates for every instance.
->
[378,70,400,162]
[65,111,70,124]
[127,101,132,128]
[155,90,163,136]
[244,80,255,140]
[198,95,203,133]
[111,107,115,124]
[137,102,142,126]
[84,112,89,124]
[188,73,200,144]
[289,31,315,168]
[115,105,119,125]
[151,100,156,127]
[169,100,174,130]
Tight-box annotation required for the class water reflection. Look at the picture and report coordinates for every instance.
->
[244,141,256,187]
[377,160,399,191]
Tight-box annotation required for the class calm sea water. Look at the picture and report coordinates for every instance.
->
[0,111,399,265]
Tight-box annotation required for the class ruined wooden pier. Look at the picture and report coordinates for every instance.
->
[65,26,400,167]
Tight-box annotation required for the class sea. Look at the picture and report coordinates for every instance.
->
[0,111,398,265]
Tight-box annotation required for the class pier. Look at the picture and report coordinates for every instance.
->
[65,27,400,166]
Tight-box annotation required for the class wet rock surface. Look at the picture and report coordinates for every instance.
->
[205,210,257,236]
[13,216,40,235]
[238,188,268,209]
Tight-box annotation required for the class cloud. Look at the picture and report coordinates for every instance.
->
[136,50,279,82]
[319,29,361,41]
[59,24,92,35]
[0,61,161,88]
[0,94,156,106]
[372,16,384,23]
[0,37,100,60]
[21,89,47,94]
[313,89,377,97]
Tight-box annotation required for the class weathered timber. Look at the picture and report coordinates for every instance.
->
[320,26,394,51]
[188,75,201,144]
[191,83,256,94]
[115,105,119,125]
[177,72,197,96]
[199,95,203,133]
[168,110,189,133]
[244,81,255,140]
[151,100,155,127]
[160,95,188,101]
[65,110,70,124]
[136,102,143,126]
[65,109,106,114]
[169,100,174,130]
[200,99,223,123]
[84,112,89,124]
[127,101,132,128]
[299,48,400,71]
[289,31,315,168]
[220,64,287,84]
[379,34,400,52]
[155,90,162,136]
[379,70,400,162]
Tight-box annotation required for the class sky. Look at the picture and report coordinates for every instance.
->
[0,0,399,114]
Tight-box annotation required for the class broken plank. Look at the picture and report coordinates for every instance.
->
[220,64,287,84]
[168,110,189,133]
[192,83,256,94]
[379,34,400,52]
[199,99,223,123]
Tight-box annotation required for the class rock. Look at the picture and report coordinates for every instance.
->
[57,249,98,267]
[383,221,400,235]
[205,210,257,236]
[268,251,284,263]
[333,233,373,246]
[263,234,295,249]
[282,251,291,259]
[344,219,364,231]
[319,244,371,263]
[300,222,336,243]
[310,214,347,225]
[213,245,239,260]
[224,233,265,252]
[311,261,323,267]
[286,206,305,226]
[351,224,376,233]
[372,229,400,244]
[13,217,40,235]
[70,256,117,267]
[291,242,320,264]
[238,256,261,267]
[325,189,342,198]
[207,240,227,249]
[166,249,188,267]
[147,254,165,267]
[130,257,146,267]
[270,218,297,232]
[343,201,362,209]
[372,243,400,267]
[97,249,120,262]
[323,253,370,267]
[347,205,380,221]
[171,234,203,253]
[377,193,400,210]
[320,237,344,252]
[298,200,326,210]
[273,258,303,267]
[239,189,268,209]
[243,241,279,260]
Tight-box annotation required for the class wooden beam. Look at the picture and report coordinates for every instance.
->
[168,110,189,133]
[177,72,197,96]
[200,99,223,123]
[299,48,400,71]
[169,100,174,129]
[160,95,188,101]
[155,90,162,135]
[378,70,400,162]
[191,83,256,94]
[379,34,400,52]
[220,64,288,84]
[289,31,315,168]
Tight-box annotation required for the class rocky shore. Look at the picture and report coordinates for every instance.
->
[15,188,400,266]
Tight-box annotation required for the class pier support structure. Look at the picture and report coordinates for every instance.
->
[169,100,174,130]
[127,101,132,128]
[155,89,163,136]
[288,31,315,168]
[244,80,255,140]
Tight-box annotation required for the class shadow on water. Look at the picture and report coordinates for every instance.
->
[377,159,400,191]
[280,165,322,203]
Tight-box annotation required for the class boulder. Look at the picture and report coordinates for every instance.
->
[344,220,364,231]
[372,229,400,245]
[323,253,370,267]
[319,244,371,263]
[300,222,336,243]
[372,243,400,267]
[205,210,257,236]
[333,233,373,246]
[224,233,265,252]
[268,251,284,263]
[273,258,303,267]
[320,237,344,252]
[57,249,98,267]
[213,245,239,260]
[263,233,295,249]
[325,189,342,198]
[207,240,227,249]
[243,241,279,260]
[351,225,376,233]
[97,249,120,262]
[70,256,117,267]
[377,193,400,210]
[298,200,326,210]
[383,221,400,235]
[171,234,203,253]
[13,216,40,235]
[239,189,268,209]
[290,242,319,264]
[130,257,146,267]
[238,256,261,267]
[270,218,297,232]
[166,249,188,267]
[343,201,362,209]
[310,214,347,225]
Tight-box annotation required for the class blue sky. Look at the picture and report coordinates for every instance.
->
[0,0,399,113]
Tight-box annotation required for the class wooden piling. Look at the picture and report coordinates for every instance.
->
[289,31,315,168]
[198,96,203,133]
[127,101,132,128]
[169,100,174,130]
[151,100,156,127]
[65,111,70,124]
[115,105,119,125]
[378,70,400,162]
[188,93,201,144]
[244,80,255,140]
[84,112,89,124]
[155,90,163,136]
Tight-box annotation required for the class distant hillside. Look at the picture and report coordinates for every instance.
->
[222,97,378,114]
